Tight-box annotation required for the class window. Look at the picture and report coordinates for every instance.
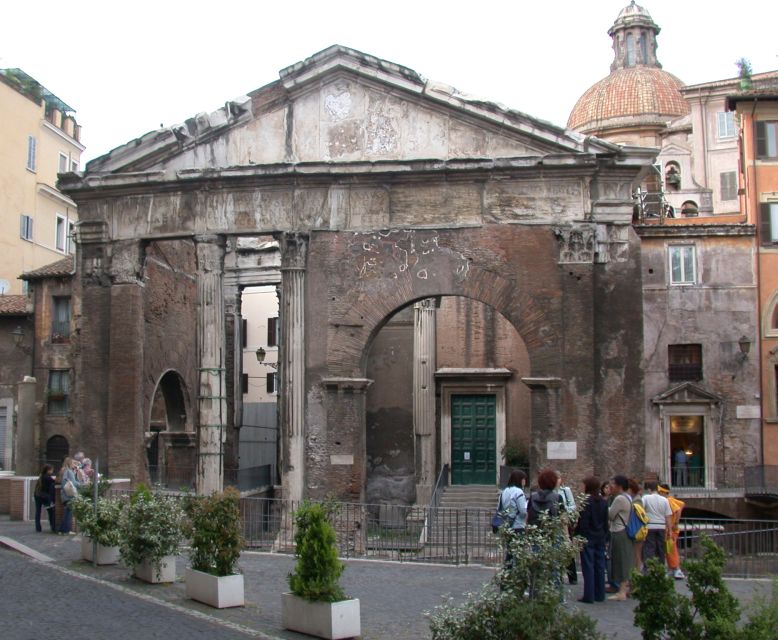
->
[669,245,696,284]
[720,171,738,201]
[70,159,78,172]
[665,162,681,191]
[55,215,66,252]
[242,318,248,348]
[58,153,68,174]
[26,136,36,171]
[266,372,277,394]
[47,370,70,415]
[267,317,279,347]
[760,203,778,244]
[681,200,699,217]
[51,297,71,342]
[241,373,249,394]
[717,111,736,139]
[20,214,33,241]
[626,33,635,67]
[756,121,778,159]
[668,344,703,381]
[67,221,75,254]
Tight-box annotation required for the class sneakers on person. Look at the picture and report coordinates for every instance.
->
[673,568,685,580]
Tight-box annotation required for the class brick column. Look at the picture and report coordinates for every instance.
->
[196,237,227,496]
[106,241,145,481]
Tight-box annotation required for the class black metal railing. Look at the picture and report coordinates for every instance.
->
[745,465,778,498]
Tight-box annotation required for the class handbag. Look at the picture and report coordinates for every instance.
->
[665,537,675,556]
[63,479,77,498]
[491,492,508,533]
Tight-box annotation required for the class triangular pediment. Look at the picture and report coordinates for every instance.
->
[658,142,691,157]
[652,382,722,405]
[88,45,618,173]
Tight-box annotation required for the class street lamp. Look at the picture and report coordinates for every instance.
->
[737,335,751,363]
[11,325,24,346]
[255,346,278,369]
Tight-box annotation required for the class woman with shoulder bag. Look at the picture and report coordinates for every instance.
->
[57,457,79,535]
[34,464,56,533]
[499,469,528,570]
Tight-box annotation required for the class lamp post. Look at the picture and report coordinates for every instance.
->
[255,346,278,370]
[737,335,751,363]
[11,325,24,346]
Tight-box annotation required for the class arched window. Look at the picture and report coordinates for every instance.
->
[626,33,636,67]
[45,435,69,468]
[764,290,778,338]
[665,162,682,191]
[681,201,699,217]
[639,35,648,64]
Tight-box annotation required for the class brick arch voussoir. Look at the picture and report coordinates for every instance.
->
[327,262,558,377]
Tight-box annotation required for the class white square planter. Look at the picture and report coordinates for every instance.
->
[282,592,361,640]
[185,568,244,608]
[134,555,177,583]
[81,537,120,565]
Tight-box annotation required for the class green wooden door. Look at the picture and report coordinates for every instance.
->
[451,394,497,485]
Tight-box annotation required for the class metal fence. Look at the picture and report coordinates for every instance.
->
[240,497,503,565]
[101,483,778,576]
[679,517,778,578]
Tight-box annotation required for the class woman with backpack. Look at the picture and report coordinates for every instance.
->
[607,475,634,601]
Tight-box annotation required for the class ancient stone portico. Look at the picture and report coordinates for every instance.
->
[60,46,655,499]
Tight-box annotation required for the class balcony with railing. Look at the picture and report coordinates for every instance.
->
[745,465,778,501]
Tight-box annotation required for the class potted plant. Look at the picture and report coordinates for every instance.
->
[184,487,244,608]
[71,494,125,565]
[119,484,185,583]
[282,501,361,640]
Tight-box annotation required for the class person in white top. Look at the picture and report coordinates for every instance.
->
[641,480,673,567]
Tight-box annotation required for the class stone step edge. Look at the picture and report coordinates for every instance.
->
[0,536,54,563]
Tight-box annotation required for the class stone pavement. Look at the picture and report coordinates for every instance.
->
[0,516,772,639]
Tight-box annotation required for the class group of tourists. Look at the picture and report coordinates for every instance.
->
[497,468,685,604]
[33,451,95,535]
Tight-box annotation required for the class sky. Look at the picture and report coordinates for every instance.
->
[2,0,777,164]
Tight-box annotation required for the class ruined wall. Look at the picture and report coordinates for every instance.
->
[365,308,414,505]
[304,224,644,499]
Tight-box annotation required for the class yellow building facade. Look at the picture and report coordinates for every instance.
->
[0,69,83,295]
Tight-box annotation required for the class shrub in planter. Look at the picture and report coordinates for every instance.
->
[288,501,345,602]
[185,487,243,576]
[283,501,360,639]
[183,487,245,608]
[119,484,185,582]
[71,494,125,549]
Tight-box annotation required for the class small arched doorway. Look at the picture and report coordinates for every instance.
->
[45,435,69,468]
[147,370,195,488]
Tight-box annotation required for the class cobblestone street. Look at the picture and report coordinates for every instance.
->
[0,517,772,639]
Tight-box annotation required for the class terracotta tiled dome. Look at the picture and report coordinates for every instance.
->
[568,67,688,132]
[568,2,689,136]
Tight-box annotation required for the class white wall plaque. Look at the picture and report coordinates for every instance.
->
[547,441,577,460]
[736,405,761,419]
[330,454,354,465]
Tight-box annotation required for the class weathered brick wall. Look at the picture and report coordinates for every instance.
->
[304,224,644,498]
[0,475,11,513]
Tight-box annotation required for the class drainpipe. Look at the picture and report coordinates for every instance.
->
[749,99,765,466]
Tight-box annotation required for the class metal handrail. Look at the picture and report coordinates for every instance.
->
[420,465,449,545]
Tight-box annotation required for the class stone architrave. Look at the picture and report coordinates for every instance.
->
[196,237,227,496]
[413,299,437,504]
[279,233,307,503]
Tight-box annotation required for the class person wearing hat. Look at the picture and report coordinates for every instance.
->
[659,483,685,579]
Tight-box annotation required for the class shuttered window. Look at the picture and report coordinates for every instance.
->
[761,203,778,245]
[756,121,778,159]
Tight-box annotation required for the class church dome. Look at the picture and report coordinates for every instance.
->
[567,1,689,136]
[568,67,688,133]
